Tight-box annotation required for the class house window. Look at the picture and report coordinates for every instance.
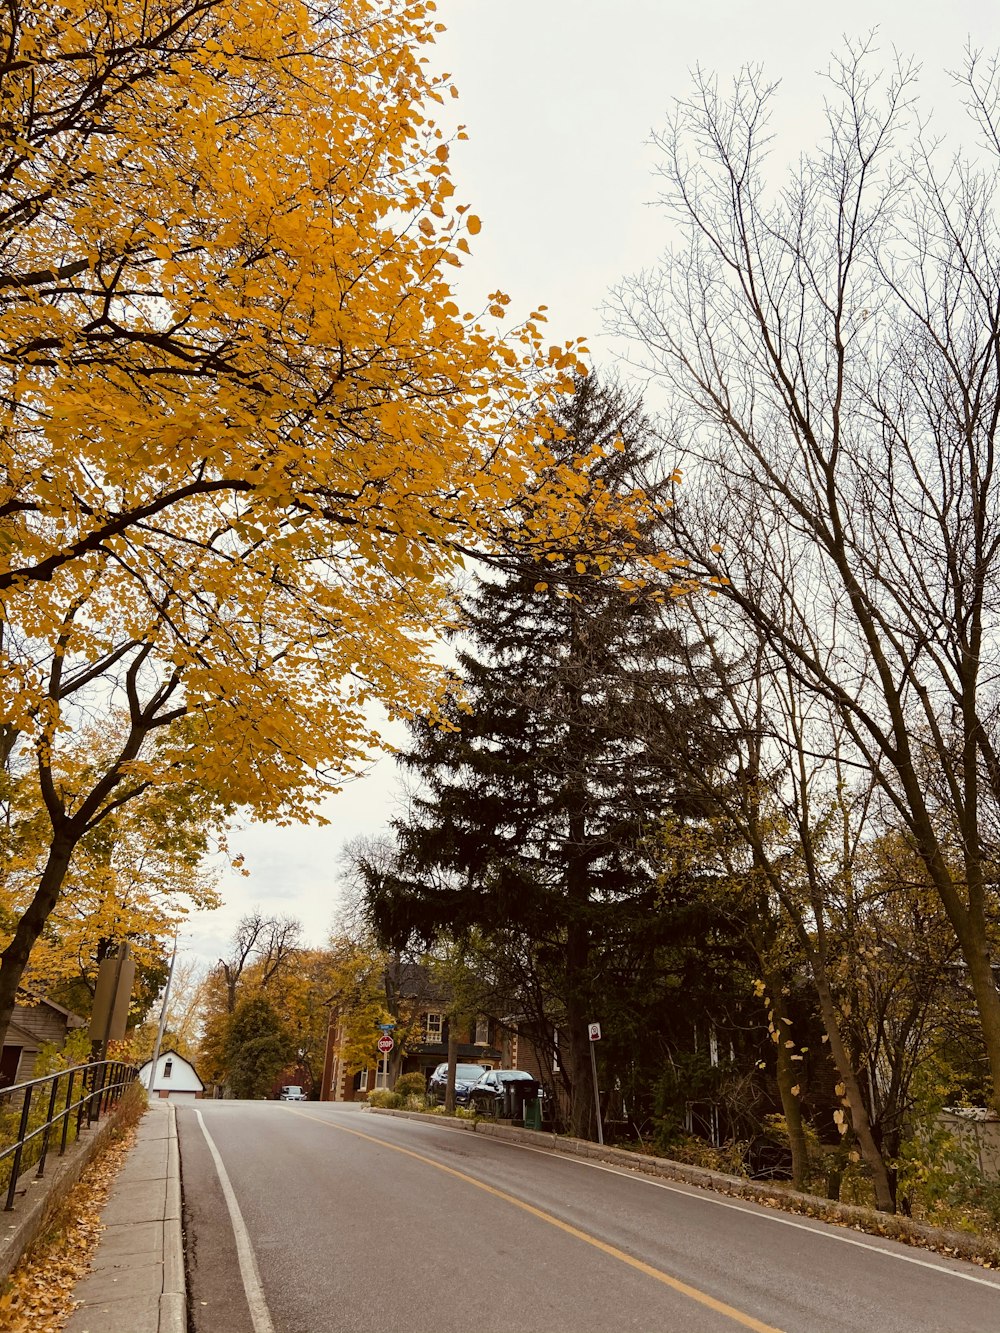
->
[422,1012,443,1044]
[474,1015,490,1046]
[358,1068,369,1091]
[0,1045,22,1090]
[163,1059,173,1080]
[375,1063,390,1089]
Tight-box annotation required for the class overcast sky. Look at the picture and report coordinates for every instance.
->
[183,0,1000,969]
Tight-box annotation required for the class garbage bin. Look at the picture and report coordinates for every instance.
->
[523,1097,542,1131]
[503,1079,539,1123]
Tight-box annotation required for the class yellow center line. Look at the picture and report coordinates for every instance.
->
[289,1109,785,1333]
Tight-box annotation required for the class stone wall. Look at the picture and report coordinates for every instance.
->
[939,1111,1000,1181]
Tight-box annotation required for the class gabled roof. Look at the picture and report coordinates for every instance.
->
[2,1018,42,1050]
[14,989,87,1027]
[138,1047,205,1090]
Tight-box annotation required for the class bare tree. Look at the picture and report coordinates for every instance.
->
[610,41,1000,1113]
[219,911,301,1014]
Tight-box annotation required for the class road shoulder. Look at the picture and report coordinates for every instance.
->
[367,1105,1000,1271]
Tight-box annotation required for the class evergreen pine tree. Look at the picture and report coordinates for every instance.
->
[368,375,736,1138]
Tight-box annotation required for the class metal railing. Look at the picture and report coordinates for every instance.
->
[0,1059,138,1212]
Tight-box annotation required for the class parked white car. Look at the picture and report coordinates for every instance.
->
[278,1085,307,1101]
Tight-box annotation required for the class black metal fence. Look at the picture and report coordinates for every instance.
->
[0,1059,139,1212]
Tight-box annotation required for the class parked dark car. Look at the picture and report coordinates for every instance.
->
[427,1062,487,1106]
[468,1068,540,1118]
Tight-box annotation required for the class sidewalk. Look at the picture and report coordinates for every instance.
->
[64,1098,185,1333]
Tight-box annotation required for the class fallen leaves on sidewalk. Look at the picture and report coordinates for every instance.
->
[0,1123,137,1333]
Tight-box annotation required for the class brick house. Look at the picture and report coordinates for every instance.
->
[320,961,506,1101]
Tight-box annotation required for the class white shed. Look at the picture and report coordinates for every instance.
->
[138,1048,204,1100]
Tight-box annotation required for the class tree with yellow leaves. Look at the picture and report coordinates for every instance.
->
[0,1,670,1050]
[11,770,221,1020]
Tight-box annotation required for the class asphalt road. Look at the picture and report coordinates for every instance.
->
[176,1101,1000,1333]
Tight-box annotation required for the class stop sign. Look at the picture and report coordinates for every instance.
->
[376,1034,394,1054]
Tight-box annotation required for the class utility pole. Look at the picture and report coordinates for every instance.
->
[147,934,178,1095]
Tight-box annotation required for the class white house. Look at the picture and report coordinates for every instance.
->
[138,1048,204,1100]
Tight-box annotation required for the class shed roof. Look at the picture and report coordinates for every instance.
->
[1,1018,42,1051]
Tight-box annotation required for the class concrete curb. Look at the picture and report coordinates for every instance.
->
[367,1106,1000,1268]
[160,1102,185,1333]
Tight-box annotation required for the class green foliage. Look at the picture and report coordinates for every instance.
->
[894,1057,983,1227]
[394,1071,426,1098]
[34,1029,91,1077]
[0,1030,105,1191]
[896,1118,980,1221]
[366,1089,403,1109]
[652,1051,734,1148]
[365,374,745,1137]
[650,1131,748,1177]
[224,994,293,1100]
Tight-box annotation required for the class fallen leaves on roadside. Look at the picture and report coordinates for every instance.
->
[0,1124,137,1333]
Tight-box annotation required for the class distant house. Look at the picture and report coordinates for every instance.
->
[320,962,505,1102]
[0,993,87,1090]
[138,1048,205,1100]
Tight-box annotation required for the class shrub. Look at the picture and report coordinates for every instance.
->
[651,1130,748,1177]
[394,1072,426,1098]
[366,1089,403,1109]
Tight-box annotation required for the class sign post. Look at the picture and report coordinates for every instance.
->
[376,1032,394,1090]
[588,1021,604,1146]
[89,942,136,1058]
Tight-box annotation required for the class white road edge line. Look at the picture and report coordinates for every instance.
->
[195,1109,277,1333]
[478,1134,1000,1291]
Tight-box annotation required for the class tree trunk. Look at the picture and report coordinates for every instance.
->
[826,1131,855,1202]
[0,830,76,1050]
[444,1019,459,1115]
[768,977,809,1192]
[564,1008,594,1140]
[811,967,895,1213]
[930,874,1000,1114]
